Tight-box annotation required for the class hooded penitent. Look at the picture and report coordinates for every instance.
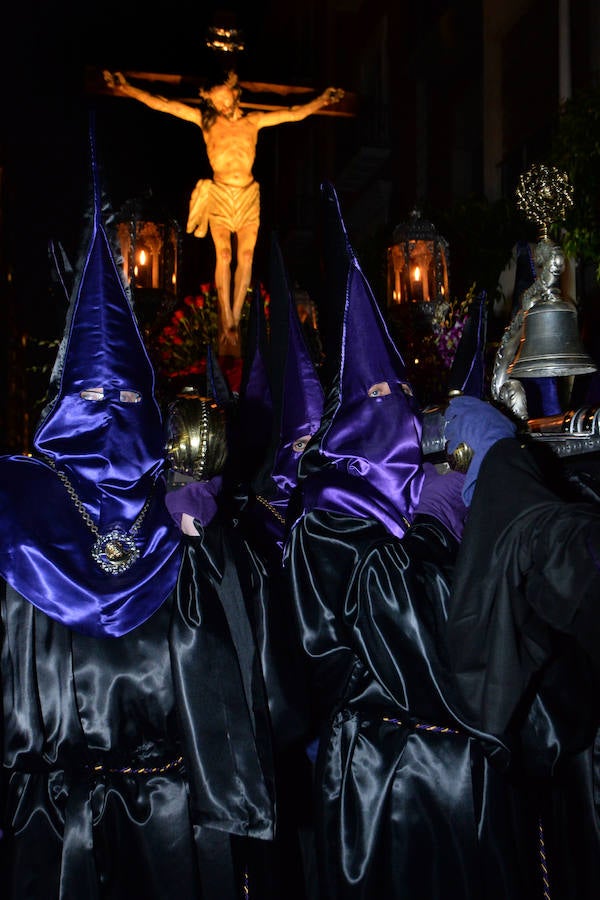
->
[252,233,325,505]
[297,182,423,539]
[242,234,325,550]
[0,147,182,638]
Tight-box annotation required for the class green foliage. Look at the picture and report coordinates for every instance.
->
[549,82,600,280]
[433,195,528,305]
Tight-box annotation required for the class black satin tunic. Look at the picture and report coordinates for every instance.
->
[448,438,600,900]
[287,510,544,899]
[0,524,275,900]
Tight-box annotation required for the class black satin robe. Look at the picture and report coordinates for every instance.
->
[234,492,318,900]
[448,438,600,900]
[286,510,545,899]
[0,522,275,900]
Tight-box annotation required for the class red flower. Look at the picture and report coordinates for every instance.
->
[151,281,270,383]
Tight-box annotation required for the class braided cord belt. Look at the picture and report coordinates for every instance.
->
[86,755,184,776]
[382,715,460,735]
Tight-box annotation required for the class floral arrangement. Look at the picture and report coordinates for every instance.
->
[431,284,476,369]
[154,282,218,380]
[152,282,270,391]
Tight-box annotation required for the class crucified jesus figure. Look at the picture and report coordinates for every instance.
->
[103,70,344,352]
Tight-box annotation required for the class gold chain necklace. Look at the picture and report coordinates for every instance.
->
[45,458,154,575]
[255,494,286,525]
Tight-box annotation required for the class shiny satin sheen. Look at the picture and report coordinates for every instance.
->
[448,437,600,899]
[34,225,166,503]
[286,509,548,898]
[0,455,182,637]
[1,530,275,899]
[297,184,424,537]
[298,269,424,538]
[0,219,182,636]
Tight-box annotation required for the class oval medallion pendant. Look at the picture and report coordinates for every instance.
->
[92,529,140,574]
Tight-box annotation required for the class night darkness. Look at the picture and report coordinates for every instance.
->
[2,2,302,337]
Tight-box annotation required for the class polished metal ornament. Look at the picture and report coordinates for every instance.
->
[508,296,597,378]
[448,441,474,473]
[421,403,474,472]
[515,163,574,241]
[164,393,228,482]
[45,456,152,576]
[91,529,140,574]
[492,164,596,409]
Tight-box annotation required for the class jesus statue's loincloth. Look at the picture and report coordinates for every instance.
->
[186,179,260,237]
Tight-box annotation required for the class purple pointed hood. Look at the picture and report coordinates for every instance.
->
[297,183,424,538]
[206,341,235,407]
[0,133,182,637]
[229,287,273,487]
[34,219,165,519]
[266,234,324,497]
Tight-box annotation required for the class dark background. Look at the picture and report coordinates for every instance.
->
[1,1,599,450]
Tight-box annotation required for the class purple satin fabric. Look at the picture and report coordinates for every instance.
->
[250,489,290,552]
[34,391,165,525]
[272,431,316,498]
[253,234,324,506]
[271,264,324,490]
[0,216,182,637]
[448,291,487,398]
[522,376,562,417]
[317,382,423,536]
[415,462,467,542]
[0,456,182,638]
[299,201,424,536]
[301,468,414,539]
[165,476,223,528]
[35,226,165,491]
[236,290,273,467]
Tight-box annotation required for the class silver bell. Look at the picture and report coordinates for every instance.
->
[508,298,597,378]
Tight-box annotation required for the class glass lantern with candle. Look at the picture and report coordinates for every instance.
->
[387,209,450,318]
[114,195,182,352]
[387,209,451,404]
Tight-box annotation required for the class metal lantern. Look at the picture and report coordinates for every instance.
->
[114,196,182,343]
[387,209,450,317]
[115,196,181,300]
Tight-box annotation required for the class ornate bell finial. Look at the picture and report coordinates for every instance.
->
[503,164,596,382]
[515,162,574,242]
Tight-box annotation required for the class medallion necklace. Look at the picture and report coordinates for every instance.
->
[45,457,154,574]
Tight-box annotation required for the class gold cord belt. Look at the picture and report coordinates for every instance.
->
[382,715,461,735]
[86,755,184,776]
